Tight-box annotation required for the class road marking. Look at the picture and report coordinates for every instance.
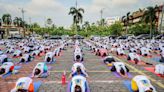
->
[113,55,164,88]
[5,80,122,84]
[49,70,141,73]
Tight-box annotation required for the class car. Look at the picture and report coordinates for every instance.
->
[155,34,164,39]
[135,34,149,39]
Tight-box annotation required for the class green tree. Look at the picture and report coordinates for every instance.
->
[2,14,12,25]
[142,6,156,38]
[109,21,123,36]
[69,6,84,34]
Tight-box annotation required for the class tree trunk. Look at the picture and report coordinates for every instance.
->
[150,22,152,39]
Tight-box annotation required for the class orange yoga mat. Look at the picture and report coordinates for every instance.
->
[144,67,164,78]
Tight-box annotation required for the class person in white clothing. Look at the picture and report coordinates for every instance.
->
[111,62,129,77]
[13,50,22,57]
[44,52,55,63]
[131,75,156,92]
[32,62,48,78]
[0,54,8,64]
[155,64,164,76]
[127,52,141,64]
[0,62,14,77]
[10,77,34,92]
[70,75,89,92]
[19,54,31,63]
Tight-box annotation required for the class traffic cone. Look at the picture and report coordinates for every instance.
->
[62,71,66,85]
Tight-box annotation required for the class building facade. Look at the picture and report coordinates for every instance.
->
[105,17,120,26]
[121,4,164,33]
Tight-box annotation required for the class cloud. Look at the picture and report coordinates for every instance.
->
[0,0,164,27]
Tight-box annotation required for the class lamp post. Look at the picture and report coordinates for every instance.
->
[19,8,26,37]
[100,8,105,26]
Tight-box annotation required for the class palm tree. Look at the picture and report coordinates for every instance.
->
[46,18,52,34]
[126,12,130,34]
[47,18,52,25]
[142,6,156,38]
[69,6,84,34]
[0,19,2,27]
[83,21,90,32]
[100,18,106,26]
[2,14,12,25]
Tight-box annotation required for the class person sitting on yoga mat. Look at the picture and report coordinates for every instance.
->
[0,62,14,77]
[44,52,54,63]
[129,48,137,53]
[13,50,22,57]
[11,77,34,92]
[74,52,83,62]
[155,64,164,76]
[70,66,88,78]
[53,48,60,56]
[71,62,87,74]
[39,45,45,53]
[140,47,151,56]
[31,50,40,56]
[19,54,32,63]
[111,62,129,78]
[70,75,88,92]
[131,75,156,92]
[116,48,125,56]
[159,52,164,63]
[103,56,116,66]
[0,54,8,64]
[127,52,141,64]
[32,62,48,78]
[6,47,14,54]
[23,46,30,53]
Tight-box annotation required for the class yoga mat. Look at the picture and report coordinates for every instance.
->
[34,81,42,92]
[113,72,133,78]
[2,72,12,79]
[123,80,133,92]
[48,66,52,70]
[118,55,127,59]
[151,57,160,62]
[144,67,164,78]
[14,66,22,70]
[128,60,145,65]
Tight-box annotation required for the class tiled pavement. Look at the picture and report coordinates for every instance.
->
[0,45,164,92]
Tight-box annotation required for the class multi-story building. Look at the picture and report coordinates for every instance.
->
[105,17,120,26]
[121,4,164,32]
[0,23,30,39]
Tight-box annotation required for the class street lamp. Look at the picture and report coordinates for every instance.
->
[100,8,105,26]
[19,8,26,37]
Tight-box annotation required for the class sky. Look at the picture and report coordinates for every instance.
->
[0,0,163,28]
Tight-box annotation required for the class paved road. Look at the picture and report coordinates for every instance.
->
[0,45,164,92]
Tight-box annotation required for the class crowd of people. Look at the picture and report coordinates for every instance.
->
[0,36,163,92]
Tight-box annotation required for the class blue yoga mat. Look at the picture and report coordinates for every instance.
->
[34,81,42,92]
[151,57,160,62]
[14,66,22,70]
[2,72,12,79]
[123,80,133,92]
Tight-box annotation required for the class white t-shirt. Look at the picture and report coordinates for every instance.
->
[11,77,32,92]
[72,62,86,73]
[155,64,164,75]
[128,53,141,61]
[1,62,14,74]
[133,75,156,92]
[113,62,127,73]
[71,75,87,92]
[45,52,53,62]
[0,54,7,63]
